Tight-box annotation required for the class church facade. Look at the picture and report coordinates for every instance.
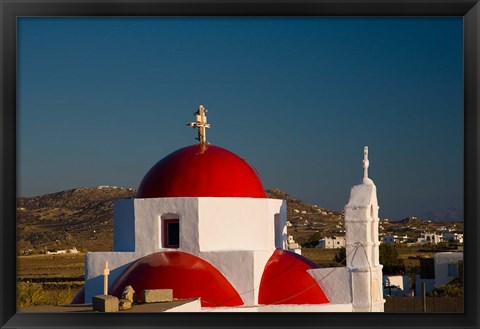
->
[74,106,384,312]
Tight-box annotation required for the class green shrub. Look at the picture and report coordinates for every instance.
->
[333,247,346,266]
[380,244,405,274]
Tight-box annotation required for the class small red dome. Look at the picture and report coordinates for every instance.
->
[258,249,330,305]
[137,144,266,198]
[109,251,244,307]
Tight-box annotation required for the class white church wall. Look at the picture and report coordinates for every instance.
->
[88,197,286,306]
[197,198,282,252]
[198,250,272,306]
[308,267,352,304]
[113,199,135,252]
[85,251,147,303]
[133,198,200,254]
[86,197,202,303]
[271,200,287,249]
[253,250,275,305]
[199,250,256,305]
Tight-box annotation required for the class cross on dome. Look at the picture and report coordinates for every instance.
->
[363,146,369,179]
[186,105,211,144]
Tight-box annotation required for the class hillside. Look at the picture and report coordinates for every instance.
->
[17,186,342,253]
[17,186,136,210]
[266,188,342,221]
[266,188,345,246]
[17,187,136,252]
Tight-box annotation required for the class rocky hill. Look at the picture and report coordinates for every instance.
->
[17,186,136,210]
[17,187,136,252]
[421,207,463,222]
[397,216,424,226]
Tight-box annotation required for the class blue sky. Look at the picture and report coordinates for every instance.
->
[17,17,463,220]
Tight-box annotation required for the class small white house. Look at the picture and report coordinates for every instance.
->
[315,236,346,249]
[417,232,443,244]
[383,274,411,296]
[434,252,463,286]
[441,233,463,244]
[384,235,408,244]
[287,235,301,255]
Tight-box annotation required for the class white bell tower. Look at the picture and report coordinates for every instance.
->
[344,146,384,312]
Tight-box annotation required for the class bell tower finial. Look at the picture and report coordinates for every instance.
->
[186,105,210,144]
[363,146,369,179]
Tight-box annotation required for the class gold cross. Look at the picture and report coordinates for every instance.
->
[186,105,211,144]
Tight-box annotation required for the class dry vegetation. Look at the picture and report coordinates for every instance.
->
[18,253,85,278]
[17,253,85,308]
[17,282,80,308]
[301,248,342,267]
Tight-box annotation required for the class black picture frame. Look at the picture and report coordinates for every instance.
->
[1,1,478,328]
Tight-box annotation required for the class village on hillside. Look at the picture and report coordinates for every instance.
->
[282,200,463,310]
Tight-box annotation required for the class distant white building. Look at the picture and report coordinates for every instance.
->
[315,236,346,249]
[383,274,411,296]
[68,247,80,253]
[421,233,443,244]
[287,235,301,255]
[442,232,463,244]
[97,185,119,189]
[46,247,79,255]
[434,252,463,286]
[383,235,408,244]
[383,236,395,244]
[417,232,464,245]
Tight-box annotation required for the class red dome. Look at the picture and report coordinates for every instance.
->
[137,144,266,198]
[258,249,330,305]
[109,251,244,307]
